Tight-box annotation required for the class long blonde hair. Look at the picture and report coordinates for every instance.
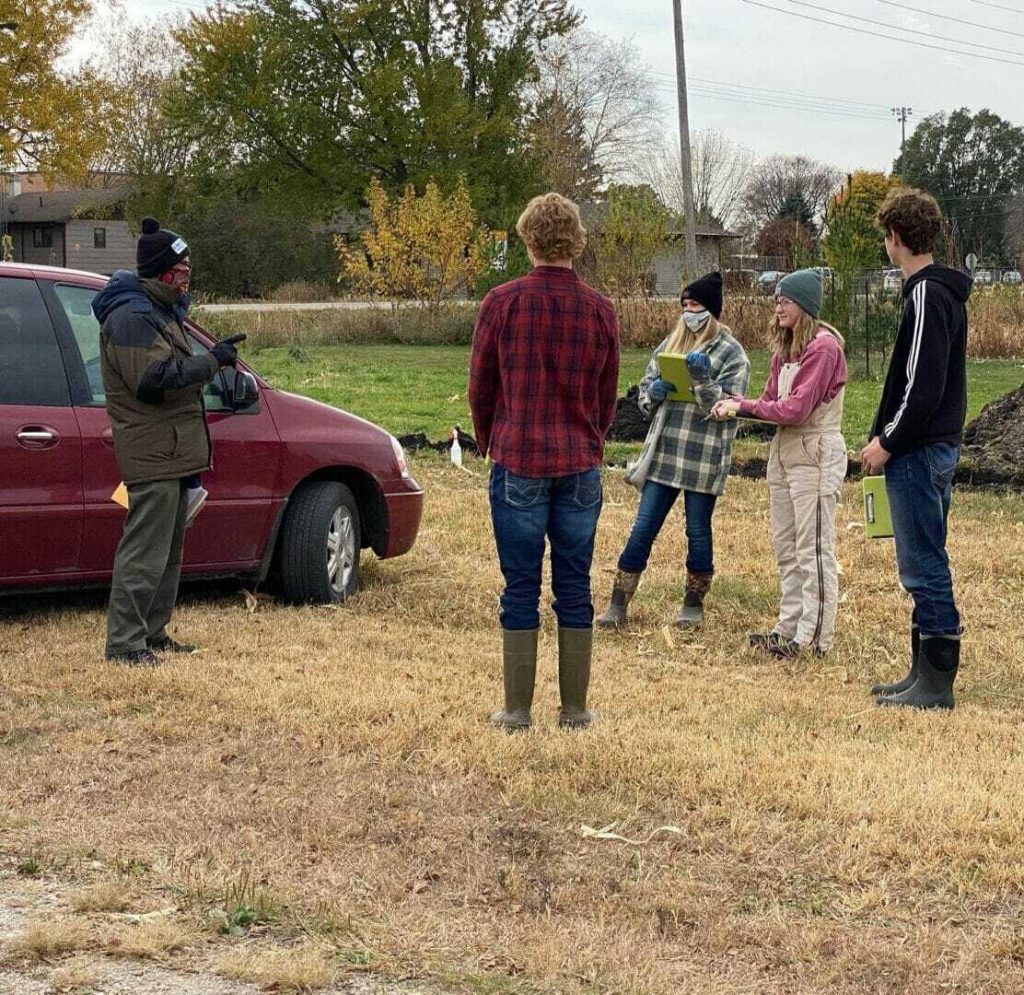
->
[664,313,723,355]
[770,309,844,363]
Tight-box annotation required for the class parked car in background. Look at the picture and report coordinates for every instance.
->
[883,269,903,293]
[1002,269,1023,286]
[0,262,424,603]
[974,269,993,286]
[757,270,786,295]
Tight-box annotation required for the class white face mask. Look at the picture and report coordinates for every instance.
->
[683,309,710,332]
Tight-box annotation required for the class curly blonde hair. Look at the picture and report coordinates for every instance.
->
[516,193,587,262]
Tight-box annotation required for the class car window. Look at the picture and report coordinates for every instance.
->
[51,283,230,411]
[52,283,105,405]
[187,331,230,412]
[0,277,72,406]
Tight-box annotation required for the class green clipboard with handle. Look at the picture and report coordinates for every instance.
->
[862,476,894,539]
[655,352,697,403]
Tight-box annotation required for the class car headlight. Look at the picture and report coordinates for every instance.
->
[389,434,411,478]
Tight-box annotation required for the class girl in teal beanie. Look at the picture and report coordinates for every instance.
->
[712,268,848,658]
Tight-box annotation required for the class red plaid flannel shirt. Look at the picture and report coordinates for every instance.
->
[468,266,620,477]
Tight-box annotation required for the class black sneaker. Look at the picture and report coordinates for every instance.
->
[767,635,801,659]
[106,649,160,667]
[147,636,199,654]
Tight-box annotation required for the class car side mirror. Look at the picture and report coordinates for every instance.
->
[229,370,260,411]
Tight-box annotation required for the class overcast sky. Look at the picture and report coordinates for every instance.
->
[103,0,1024,174]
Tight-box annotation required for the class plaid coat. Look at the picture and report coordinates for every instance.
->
[637,328,751,495]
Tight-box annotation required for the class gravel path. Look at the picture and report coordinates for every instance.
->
[0,865,440,995]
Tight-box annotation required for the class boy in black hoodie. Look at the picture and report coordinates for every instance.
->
[861,188,972,710]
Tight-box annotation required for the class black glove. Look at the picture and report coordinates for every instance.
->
[210,334,245,369]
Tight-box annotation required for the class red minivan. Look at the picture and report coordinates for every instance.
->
[0,262,423,602]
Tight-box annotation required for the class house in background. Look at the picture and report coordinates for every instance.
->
[577,201,742,296]
[2,183,133,274]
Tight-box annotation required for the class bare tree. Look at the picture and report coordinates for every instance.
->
[635,129,755,230]
[86,17,191,180]
[531,28,663,196]
[740,154,843,233]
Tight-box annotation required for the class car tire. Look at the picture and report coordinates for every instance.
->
[278,481,361,604]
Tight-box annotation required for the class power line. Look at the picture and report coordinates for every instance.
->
[968,0,1024,12]
[780,0,1024,58]
[870,0,1024,40]
[649,70,894,111]
[651,81,897,120]
[740,0,1024,66]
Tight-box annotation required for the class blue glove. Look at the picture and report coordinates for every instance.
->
[647,378,677,404]
[685,351,712,384]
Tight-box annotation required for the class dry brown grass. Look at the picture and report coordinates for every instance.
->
[215,942,337,990]
[70,879,132,913]
[199,287,1024,359]
[2,458,1024,994]
[3,919,91,964]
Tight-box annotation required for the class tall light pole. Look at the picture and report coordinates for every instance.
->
[672,0,699,282]
[892,106,913,159]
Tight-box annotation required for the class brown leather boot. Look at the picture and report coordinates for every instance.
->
[596,569,641,629]
[675,570,713,629]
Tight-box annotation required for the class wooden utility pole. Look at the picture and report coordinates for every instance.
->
[672,0,699,281]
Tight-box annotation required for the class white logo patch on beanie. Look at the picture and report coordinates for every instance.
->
[171,237,188,256]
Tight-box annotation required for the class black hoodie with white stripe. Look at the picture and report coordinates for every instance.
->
[870,264,972,456]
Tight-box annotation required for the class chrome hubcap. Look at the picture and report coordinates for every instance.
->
[326,506,356,596]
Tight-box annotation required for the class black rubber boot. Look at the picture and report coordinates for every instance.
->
[675,570,713,629]
[596,570,641,629]
[557,627,597,729]
[871,616,919,697]
[489,629,538,731]
[877,635,959,711]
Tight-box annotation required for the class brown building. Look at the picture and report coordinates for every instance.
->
[2,188,134,274]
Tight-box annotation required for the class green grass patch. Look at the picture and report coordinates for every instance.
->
[244,344,1024,445]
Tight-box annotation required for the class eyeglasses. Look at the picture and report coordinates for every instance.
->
[775,296,795,307]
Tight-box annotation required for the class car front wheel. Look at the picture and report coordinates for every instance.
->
[278,481,361,604]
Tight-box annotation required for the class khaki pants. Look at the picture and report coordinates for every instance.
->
[106,478,189,656]
[766,432,847,652]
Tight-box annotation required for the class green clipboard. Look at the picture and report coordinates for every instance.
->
[656,352,697,403]
[862,476,894,539]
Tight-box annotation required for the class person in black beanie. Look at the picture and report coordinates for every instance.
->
[91,218,240,666]
[597,271,751,630]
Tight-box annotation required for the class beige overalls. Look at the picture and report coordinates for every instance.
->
[765,338,848,653]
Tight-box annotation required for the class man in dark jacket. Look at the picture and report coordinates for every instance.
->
[862,189,972,710]
[95,218,239,666]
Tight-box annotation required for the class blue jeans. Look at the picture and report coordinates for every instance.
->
[885,443,961,636]
[489,463,602,631]
[617,482,718,574]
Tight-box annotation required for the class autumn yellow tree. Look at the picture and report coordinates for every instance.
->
[339,178,489,312]
[0,0,109,178]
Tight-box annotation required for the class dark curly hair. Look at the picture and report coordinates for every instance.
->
[877,187,943,255]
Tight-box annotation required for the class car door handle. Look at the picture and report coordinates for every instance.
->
[101,426,115,447]
[16,427,58,446]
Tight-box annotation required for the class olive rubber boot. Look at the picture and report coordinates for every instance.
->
[557,627,597,729]
[596,569,641,629]
[877,635,959,711]
[871,617,919,697]
[675,570,714,629]
[489,628,539,731]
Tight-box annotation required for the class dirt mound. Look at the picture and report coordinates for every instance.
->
[960,383,1024,487]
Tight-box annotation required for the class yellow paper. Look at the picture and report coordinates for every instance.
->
[110,482,129,509]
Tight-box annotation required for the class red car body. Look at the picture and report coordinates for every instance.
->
[0,262,423,596]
